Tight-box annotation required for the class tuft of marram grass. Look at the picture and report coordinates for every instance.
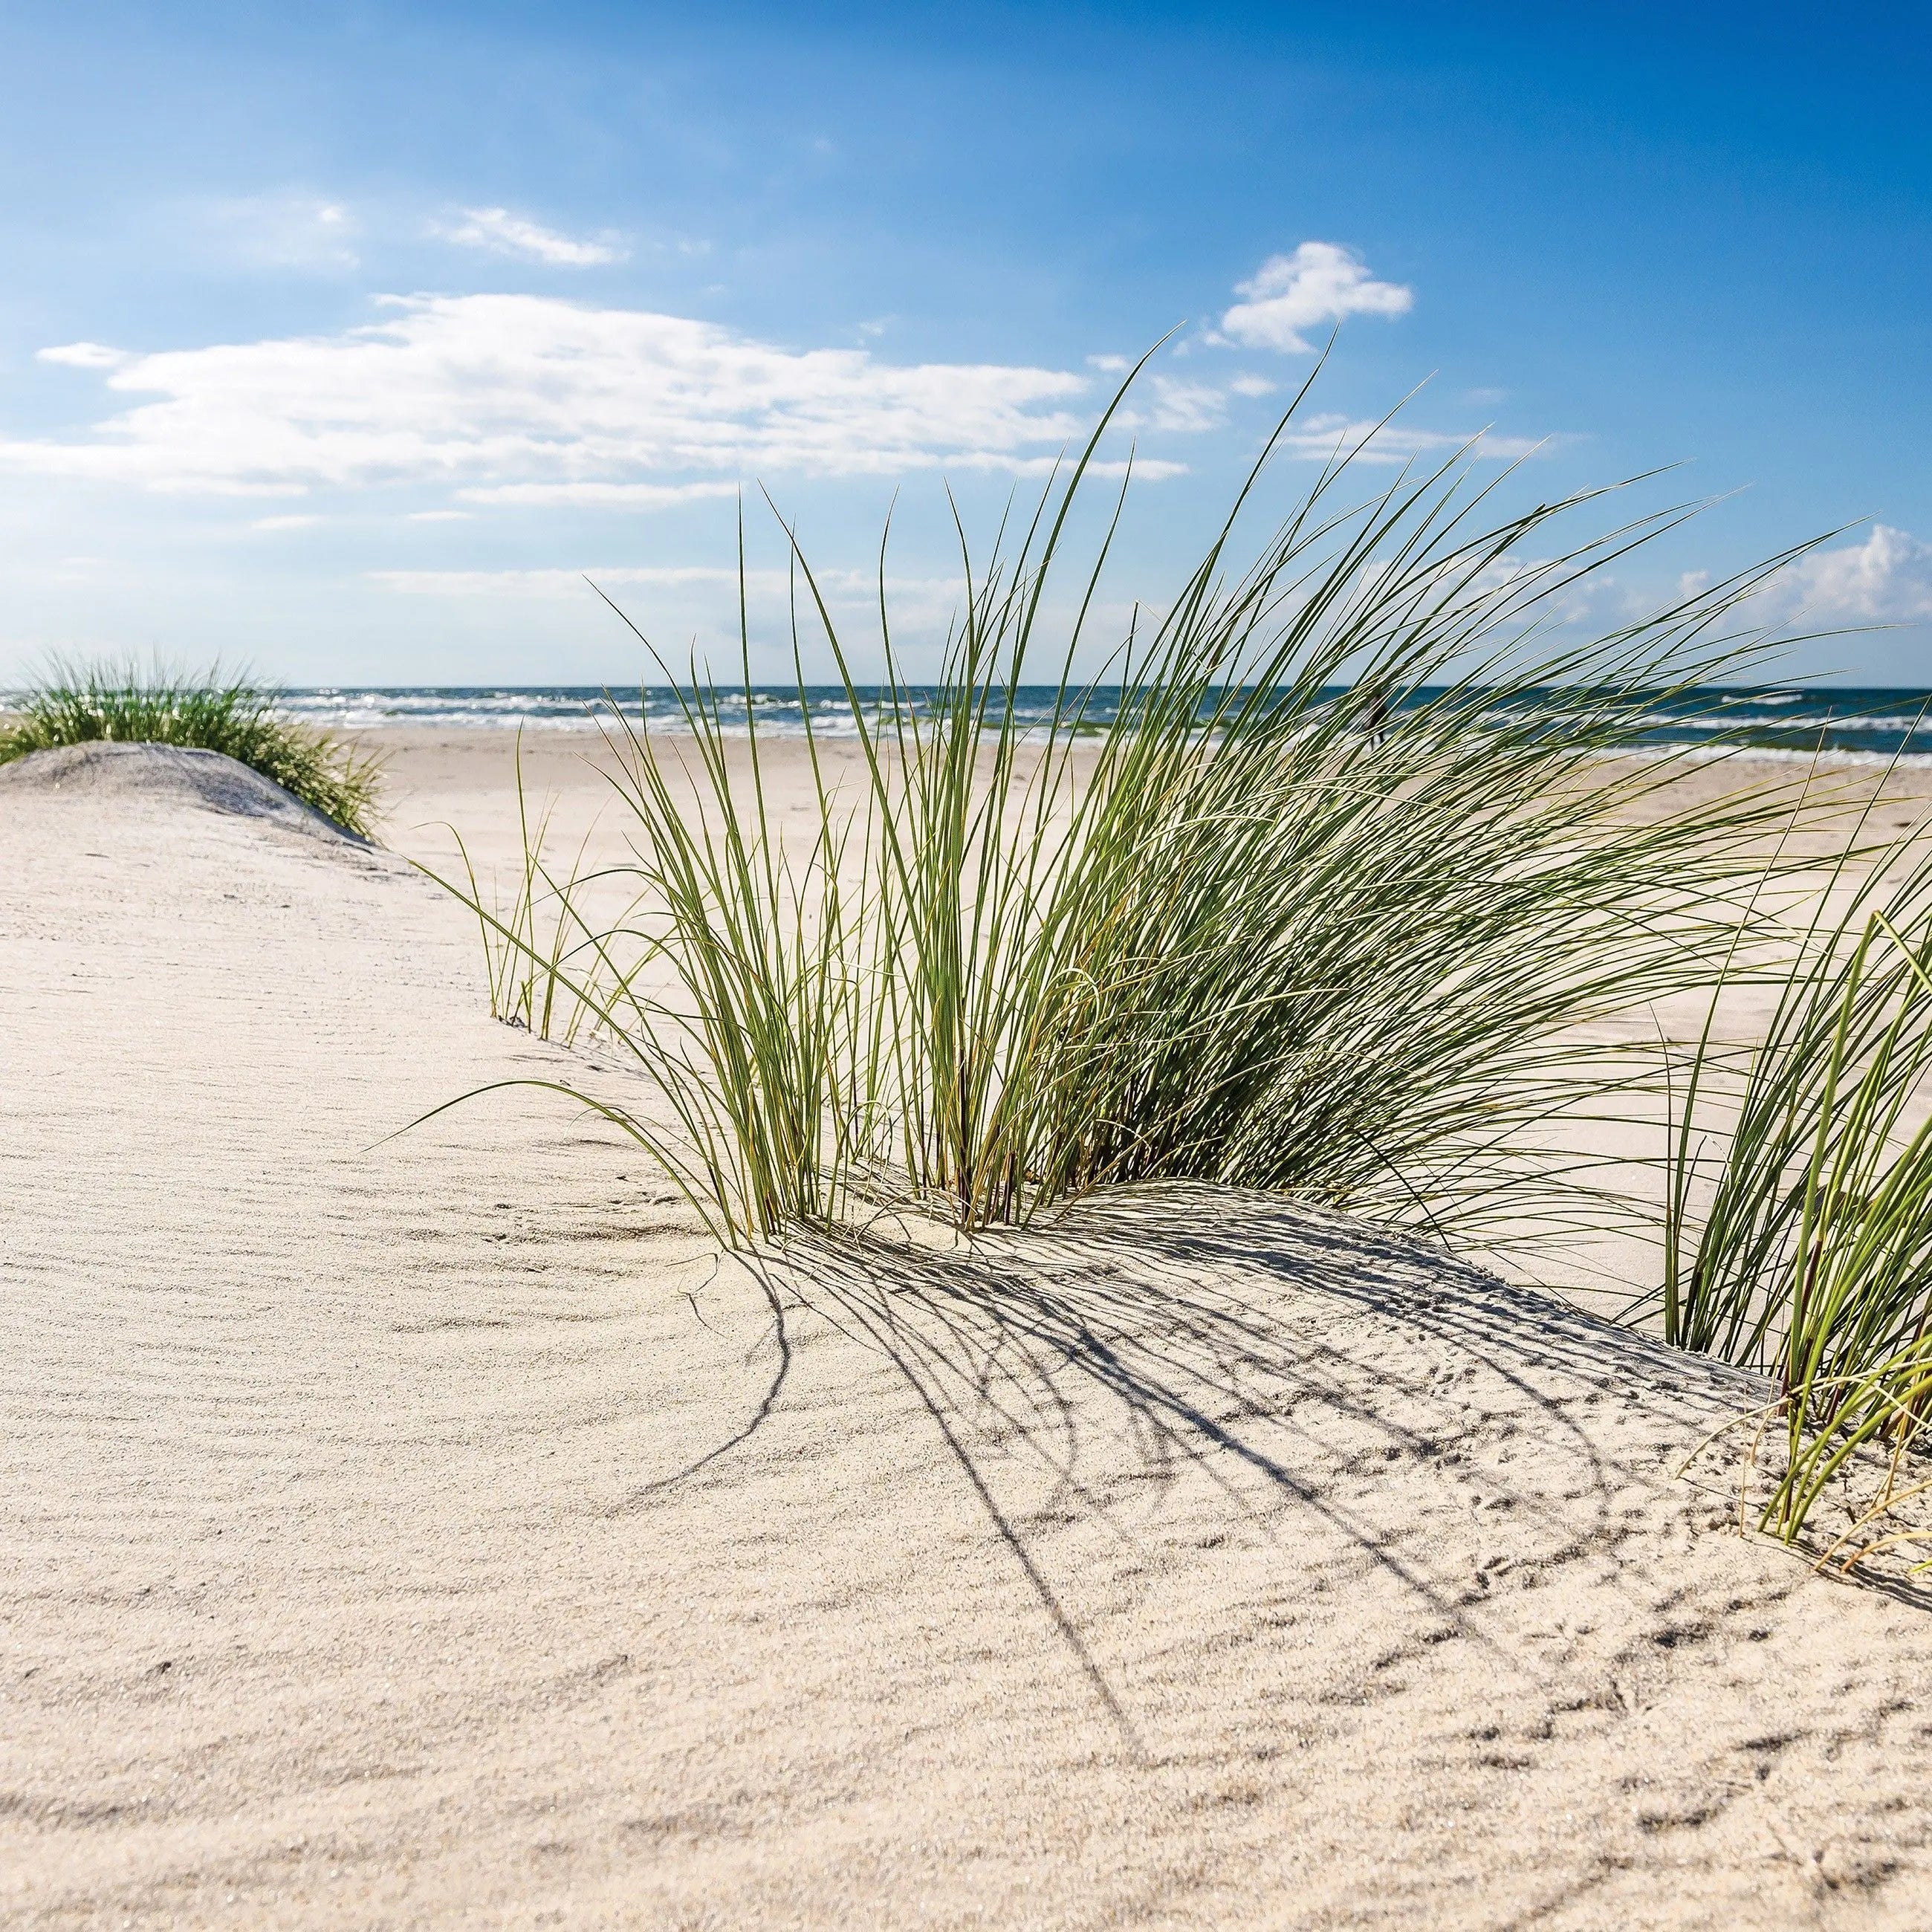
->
[430,369,1829,1256]
[433,365,1932,1572]
[0,661,382,837]
[1653,814,1932,1567]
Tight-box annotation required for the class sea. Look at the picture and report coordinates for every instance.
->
[271,685,1932,762]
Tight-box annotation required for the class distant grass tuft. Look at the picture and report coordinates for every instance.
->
[0,661,382,837]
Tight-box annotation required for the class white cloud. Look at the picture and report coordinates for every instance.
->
[1458,552,1636,629]
[1087,354,1132,374]
[0,295,1127,498]
[1228,374,1277,398]
[250,513,322,531]
[458,480,743,508]
[1216,242,1413,353]
[1757,525,1932,625]
[370,563,962,609]
[362,565,1153,659]
[39,343,129,370]
[945,455,1188,480]
[1277,412,1543,465]
[374,565,745,597]
[405,509,471,522]
[442,207,625,267]
[1145,377,1225,434]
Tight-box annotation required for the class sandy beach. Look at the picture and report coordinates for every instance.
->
[8,728,1932,1928]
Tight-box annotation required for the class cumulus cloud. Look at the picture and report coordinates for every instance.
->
[1754,525,1932,626]
[250,513,322,531]
[1216,242,1413,353]
[0,294,1127,498]
[1793,524,1932,620]
[442,208,625,266]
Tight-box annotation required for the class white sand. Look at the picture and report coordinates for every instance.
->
[6,734,1932,1928]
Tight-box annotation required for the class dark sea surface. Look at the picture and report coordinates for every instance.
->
[275,685,1932,761]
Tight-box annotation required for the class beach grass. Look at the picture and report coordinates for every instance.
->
[432,374,1824,1254]
[1654,820,1932,1564]
[421,372,1932,1572]
[0,661,382,837]
[443,731,619,1042]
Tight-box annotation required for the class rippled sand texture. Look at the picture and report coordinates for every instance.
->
[5,738,1932,1928]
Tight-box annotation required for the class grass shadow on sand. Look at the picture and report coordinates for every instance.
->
[618,1187,1932,1743]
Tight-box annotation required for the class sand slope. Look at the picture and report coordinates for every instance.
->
[5,746,1932,1928]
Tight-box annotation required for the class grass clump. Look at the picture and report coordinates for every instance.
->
[435,370,1816,1254]
[1656,822,1932,1567]
[444,372,1932,1571]
[0,660,381,837]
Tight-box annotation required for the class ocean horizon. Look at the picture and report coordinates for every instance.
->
[263,682,1932,760]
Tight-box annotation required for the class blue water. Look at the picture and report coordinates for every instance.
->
[273,684,1932,761]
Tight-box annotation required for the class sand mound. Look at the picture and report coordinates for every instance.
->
[7,756,1932,1928]
[0,740,363,843]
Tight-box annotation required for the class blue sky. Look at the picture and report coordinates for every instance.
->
[1,1,1928,684]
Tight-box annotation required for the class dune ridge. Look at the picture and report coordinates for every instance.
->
[0,739,369,844]
[4,743,1932,1927]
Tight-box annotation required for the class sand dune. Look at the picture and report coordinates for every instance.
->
[6,740,1932,1927]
